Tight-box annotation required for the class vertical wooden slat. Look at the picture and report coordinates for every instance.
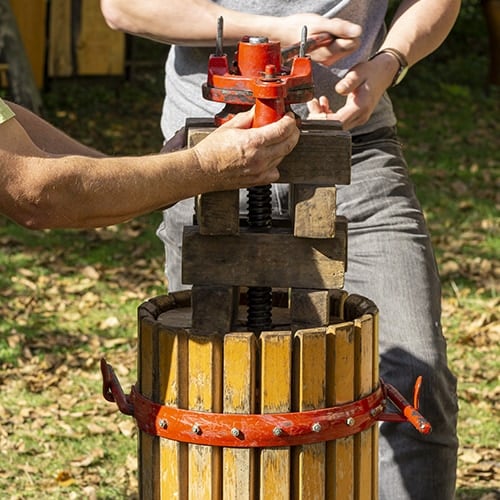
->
[223,332,257,500]
[158,325,189,499]
[9,0,47,87]
[354,315,374,500]
[138,312,159,500]
[293,328,326,500]
[326,322,355,500]
[47,0,72,77]
[188,333,223,500]
[76,0,125,75]
[260,331,292,500]
[371,311,380,499]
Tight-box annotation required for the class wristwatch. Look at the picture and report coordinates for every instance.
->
[369,48,409,87]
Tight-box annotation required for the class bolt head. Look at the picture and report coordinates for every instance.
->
[273,426,283,437]
[311,422,322,433]
[158,419,168,429]
[231,427,240,437]
[346,417,355,427]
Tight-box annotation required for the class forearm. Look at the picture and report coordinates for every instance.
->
[100,0,276,45]
[383,0,461,67]
[8,102,104,157]
[1,109,298,230]
[5,148,204,229]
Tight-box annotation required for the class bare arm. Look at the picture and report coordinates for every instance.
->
[8,102,104,157]
[0,108,299,230]
[308,0,461,129]
[100,0,362,65]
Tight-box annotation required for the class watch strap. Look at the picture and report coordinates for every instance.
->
[369,48,409,87]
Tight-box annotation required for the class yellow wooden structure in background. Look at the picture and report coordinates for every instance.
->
[7,0,125,88]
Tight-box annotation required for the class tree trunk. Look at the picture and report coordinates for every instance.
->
[0,0,42,113]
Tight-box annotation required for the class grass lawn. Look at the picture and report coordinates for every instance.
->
[0,4,498,498]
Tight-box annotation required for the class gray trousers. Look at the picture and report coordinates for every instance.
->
[157,127,458,499]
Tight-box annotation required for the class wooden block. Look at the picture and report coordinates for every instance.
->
[188,333,223,500]
[280,126,351,185]
[292,185,336,239]
[290,289,331,329]
[184,121,351,186]
[195,191,240,235]
[260,331,292,500]
[326,322,355,500]
[223,332,257,499]
[191,285,239,333]
[292,328,326,500]
[354,314,375,500]
[157,324,189,500]
[182,225,346,289]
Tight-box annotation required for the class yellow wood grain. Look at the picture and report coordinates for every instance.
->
[222,332,257,500]
[188,333,223,500]
[158,325,189,500]
[10,0,47,86]
[138,315,159,500]
[326,322,355,500]
[293,328,326,500]
[47,0,72,77]
[371,311,380,499]
[354,314,374,500]
[76,0,125,75]
[260,331,292,500]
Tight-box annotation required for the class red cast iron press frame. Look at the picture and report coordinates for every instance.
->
[203,19,333,126]
[100,22,432,448]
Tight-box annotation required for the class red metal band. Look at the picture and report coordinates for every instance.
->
[130,384,385,448]
[101,359,432,446]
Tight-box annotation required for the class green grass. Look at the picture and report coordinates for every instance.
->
[0,3,498,497]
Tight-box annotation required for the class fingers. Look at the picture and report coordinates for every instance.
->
[219,107,254,130]
[306,96,334,119]
[308,20,362,65]
[258,113,300,147]
[329,18,362,40]
[194,111,299,190]
[335,68,365,96]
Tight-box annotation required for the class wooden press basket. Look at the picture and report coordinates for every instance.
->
[137,289,379,500]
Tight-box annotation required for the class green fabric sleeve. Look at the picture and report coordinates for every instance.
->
[0,97,15,124]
